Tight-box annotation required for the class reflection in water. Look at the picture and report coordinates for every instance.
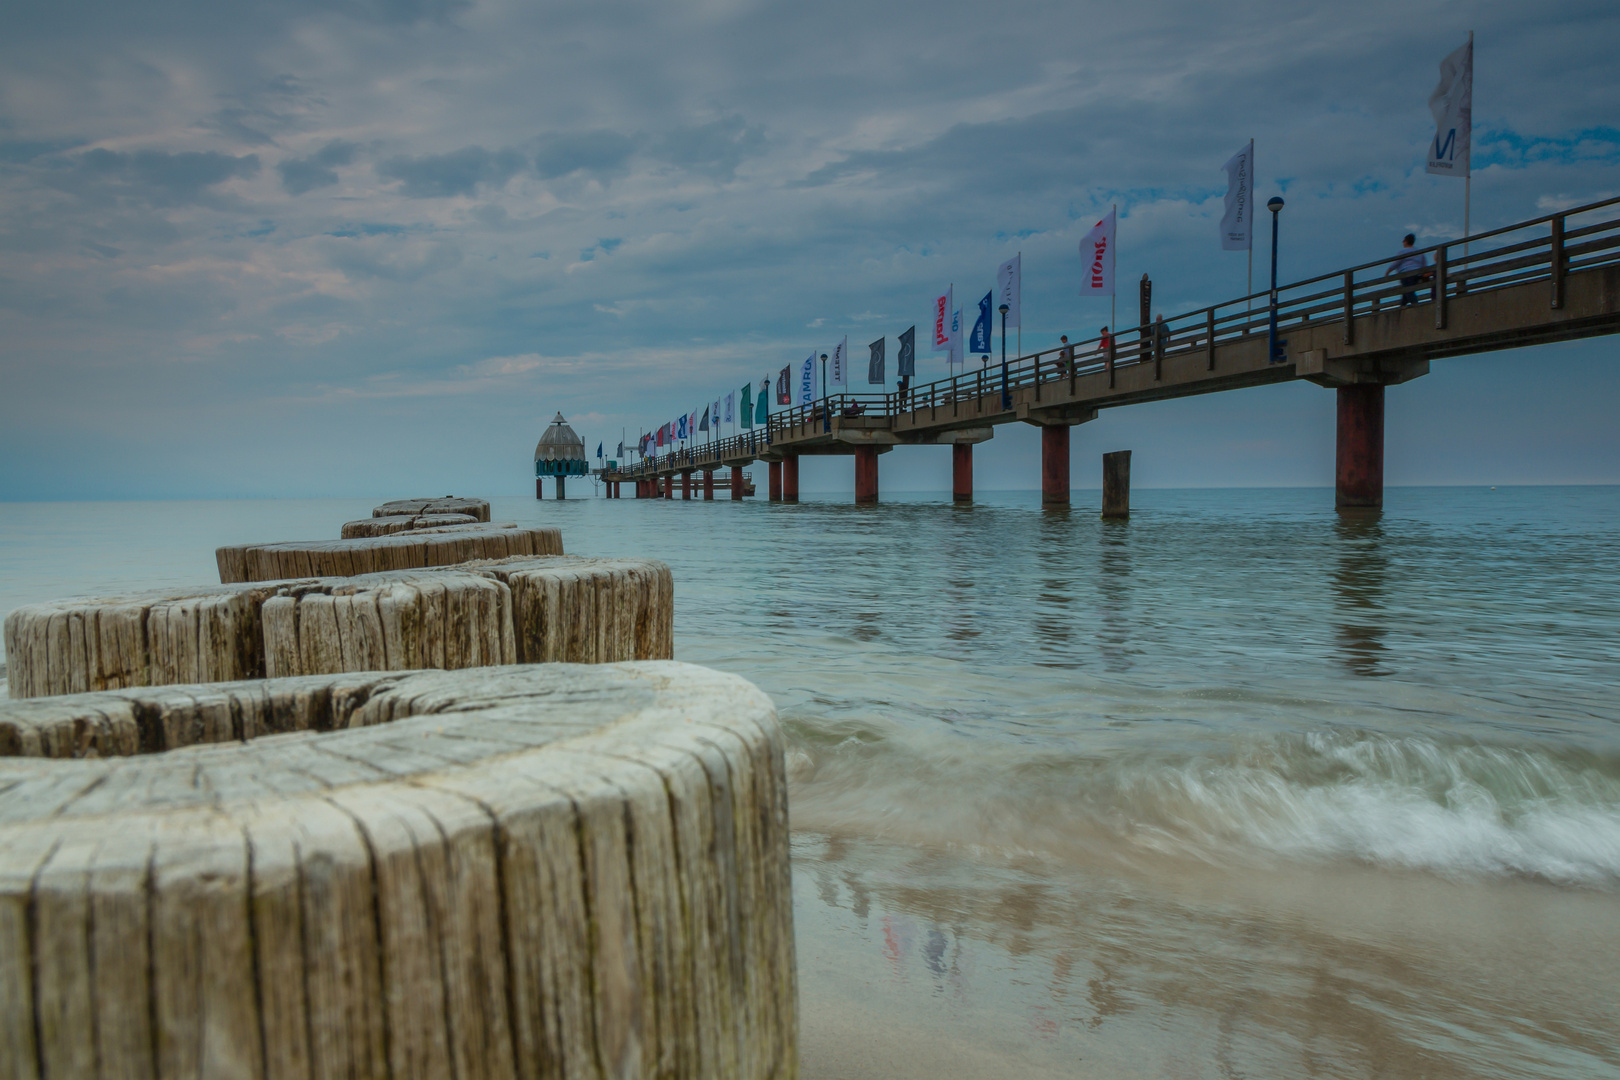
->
[1096,519,1134,671]
[1033,508,1076,660]
[1333,515,1390,676]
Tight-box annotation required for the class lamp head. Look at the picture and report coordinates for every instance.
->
[1267,196,1285,214]
[999,303,1010,315]
[820,353,827,361]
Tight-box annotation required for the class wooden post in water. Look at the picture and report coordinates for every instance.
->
[1041,425,1069,505]
[769,460,782,501]
[854,446,879,504]
[1102,450,1132,519]
[782,455,800,503]
[953,443,973,503]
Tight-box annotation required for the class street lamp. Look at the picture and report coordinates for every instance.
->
[1267,196,1286,364]
[999,303,1011,410]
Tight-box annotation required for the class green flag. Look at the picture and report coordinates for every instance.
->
[740,382,754,428]
[755,377,768,424]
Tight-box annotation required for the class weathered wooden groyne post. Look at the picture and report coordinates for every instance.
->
[0,663,798,1079]
[1103,449,1132,519]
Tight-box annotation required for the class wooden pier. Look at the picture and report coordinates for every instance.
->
[603,197,1620,509]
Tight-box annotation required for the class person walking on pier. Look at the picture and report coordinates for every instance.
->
[1058,335,1074,376]
[1385,233,1429,306]
[1096,326,1112,361]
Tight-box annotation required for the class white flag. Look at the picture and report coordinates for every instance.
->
[949,308,963,368]
[996,254,1021,328]
[713,397,721,427]
[799,352,816,405]
[1427,36,1472,177]
[1220,141,1253,251]
[724,391,734,423]
[829,336,848,387]
[932,286,953,351]
[1079,210,1115,296]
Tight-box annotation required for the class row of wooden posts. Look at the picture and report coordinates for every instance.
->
[603,448,1136,518]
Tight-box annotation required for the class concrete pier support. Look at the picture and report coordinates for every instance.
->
[681,470,692,500]
[769,460,782,501]
[731,468,745,500]
[1336,384,1385,510]
[1102,450,1131,519]
[782,455,800,502]
[556,476,567,500]
[1041,425,1069,505]
[703,470,714,500]
[855,446,879,503]
[952,443,973,503]
[664,476,674,500]
[536,477,543,499]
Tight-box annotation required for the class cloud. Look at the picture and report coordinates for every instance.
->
[376,146,527,197]
[60,148,261,204]
[534,130,640,180]
[278,140,360,194]
[652,115,766,179]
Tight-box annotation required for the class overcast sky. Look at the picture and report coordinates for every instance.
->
[2,0,1616,500]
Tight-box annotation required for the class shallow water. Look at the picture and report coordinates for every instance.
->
[3,486,1618,1077]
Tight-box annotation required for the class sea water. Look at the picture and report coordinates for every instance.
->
[3,486,1617,1078]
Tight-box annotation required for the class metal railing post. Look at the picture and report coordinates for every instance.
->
[1206,308,1216,370]
[1342,270,1355,346]
[1551,214,1566,310]
[1434,244,1448,330]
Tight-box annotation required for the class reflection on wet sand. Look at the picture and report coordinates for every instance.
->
[1333,514,1391,677]
[794,833,1620,1080]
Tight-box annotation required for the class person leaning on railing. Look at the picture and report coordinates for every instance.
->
[1058,335,1074,376]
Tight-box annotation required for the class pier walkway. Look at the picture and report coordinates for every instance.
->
[602,196,1620,509]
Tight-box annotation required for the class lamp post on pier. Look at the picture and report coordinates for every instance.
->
[1267,196,1286,364]
[999,303,1010,410]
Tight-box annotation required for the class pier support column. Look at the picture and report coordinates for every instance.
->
[855,446,879,504]
[556,476,567,500]
[1041,425,1069,505]
[1336,384,1385,510]
[703,470,714,500]
[952,443,973,503]
[536,476,543,499]
[769,461,782,501]
[1102,451,1131,519]
[664,476,674,500]
[682,470,692,500]
[782,455,800,503]
[731,468,745,500]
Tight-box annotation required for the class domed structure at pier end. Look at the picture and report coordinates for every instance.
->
[534,412,587,499]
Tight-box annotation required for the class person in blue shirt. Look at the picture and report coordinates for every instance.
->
[1384,233,1429,307]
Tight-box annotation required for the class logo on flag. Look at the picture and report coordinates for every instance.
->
[799,353,816,405]
[1220,142,1253,251]
[724,392,734,423]
[829,337,848,387]
[1079,210,1116,296]
[868,337,885,385]
[969,291,992,355]
[1427,37,1473,177]
[777,364,791,404]
[932,288,953,351]
[996,254,1021,328]
[949,307,963,368]
[897,326,915,378]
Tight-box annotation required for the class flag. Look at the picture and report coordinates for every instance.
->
[657,423,667,447]
[698,405,709,432]
[616,441,624,457]
[756,379,769,423]
[868,337,885,384]
[1427,36,1472,177]
[996,254,1021,328]
[596,442,603,460]
[898,326,915,378]
[740,382,753,428]
[932,286,953,351]
[1079,210,1115,295]
[799,352,816,405]
[829,336,848,387]
[689,409,697,441]
[676,414,688,441]
[949,307,963,368]
[724,392,734,423]
[777,364,791,404]
[1220,141,1253,251]
[969,291,992,355]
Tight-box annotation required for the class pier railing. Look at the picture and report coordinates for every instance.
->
[613,195,1620,478]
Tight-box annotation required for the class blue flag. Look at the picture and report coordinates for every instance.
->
[596,442,603,459]
[969,291,992,355]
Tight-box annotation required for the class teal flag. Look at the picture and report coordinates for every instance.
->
[755,378,769,424]
[740,382,754,428]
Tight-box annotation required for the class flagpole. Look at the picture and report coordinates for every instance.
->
[1464,31,1473,271]
[1110,205,1116,339]
[1247,139,1255,326]
[1016,251,1021,358]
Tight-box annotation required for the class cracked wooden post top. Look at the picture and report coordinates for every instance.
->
[5,556,672,700]
[0,662,797,1080]
[340,513,479,538]
[216,522,562,584]
[372,496,491,522]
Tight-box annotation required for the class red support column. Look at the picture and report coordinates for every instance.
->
[730,468,744,500]
[703,470,715,500]
[855,446,879,504]
[536,476,544,499]
[1041,425,1070,505]
[664,476,674,500]
[952,443,973,503]
[782,455,800,502]
[1336,384,1385,510]
[682,470,692,500]
[769,460,782,501]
